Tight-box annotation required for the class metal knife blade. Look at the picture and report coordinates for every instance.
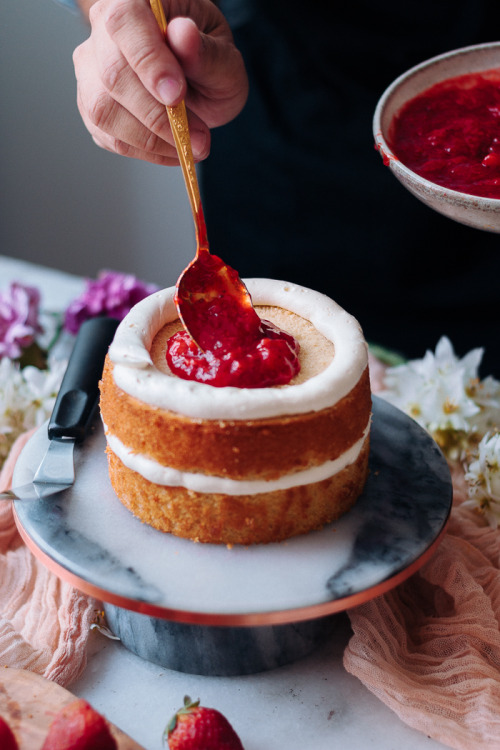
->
[1,316,119,501]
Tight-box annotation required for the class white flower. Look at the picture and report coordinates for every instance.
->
[381,337,481,429]
[419,366,480,434]
[0,355,66,466]
[466,374,500,435]
[19,358,67,429]
[463,432,500,527]
[0,359,27,464]
[432,335,483,383]
[379,337,500,459]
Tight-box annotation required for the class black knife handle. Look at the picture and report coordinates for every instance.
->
[48,316,120,441]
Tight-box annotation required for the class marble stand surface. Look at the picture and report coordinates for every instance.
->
[12,397,452,617]
[12,396,451,675]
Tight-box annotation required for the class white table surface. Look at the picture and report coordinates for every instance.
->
[1,254,449,750]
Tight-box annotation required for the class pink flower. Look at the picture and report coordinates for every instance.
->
[64,270,158,334]
[0,283,41,359]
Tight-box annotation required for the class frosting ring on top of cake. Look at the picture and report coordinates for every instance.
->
[108,278,368,420]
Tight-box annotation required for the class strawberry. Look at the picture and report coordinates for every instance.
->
[40,698,117,750]
[164,696,244,750]
[0,715,19,750]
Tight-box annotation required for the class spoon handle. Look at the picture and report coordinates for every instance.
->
[168,101,201,218]
[149,0,203,229]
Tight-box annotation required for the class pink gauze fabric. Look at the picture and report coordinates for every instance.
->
[0,430,97,687]
[344,378,500,749]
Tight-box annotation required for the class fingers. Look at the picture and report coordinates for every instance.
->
[167,16,249,127]
[73,0,210,163]
[75,48,210,165]
[92,11,211,158]
[74,41,176,163]
[74,51,176,164]
[72,0,246,164]
[96,0,185,106]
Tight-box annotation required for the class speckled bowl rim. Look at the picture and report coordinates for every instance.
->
[373,42,500,212]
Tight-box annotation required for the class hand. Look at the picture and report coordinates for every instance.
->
[73,0,249,165]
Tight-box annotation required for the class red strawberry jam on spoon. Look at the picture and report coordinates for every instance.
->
[174,209,261,354]
[169,199,300,390]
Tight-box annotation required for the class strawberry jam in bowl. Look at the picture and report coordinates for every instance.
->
[373,42,500,232]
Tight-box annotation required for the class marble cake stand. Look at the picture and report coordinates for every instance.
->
[13,397,452,676]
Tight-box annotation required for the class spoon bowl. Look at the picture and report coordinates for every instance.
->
[373,42,500,232]
[174,244,261,352]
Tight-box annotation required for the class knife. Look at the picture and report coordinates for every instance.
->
[1,316,119,501]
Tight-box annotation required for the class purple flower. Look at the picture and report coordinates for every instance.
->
[64,270,159,334]
[0,282,41,360]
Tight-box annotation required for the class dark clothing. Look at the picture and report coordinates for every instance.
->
[202,1,500,375]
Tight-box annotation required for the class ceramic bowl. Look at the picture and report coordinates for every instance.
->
[373,42,500,232]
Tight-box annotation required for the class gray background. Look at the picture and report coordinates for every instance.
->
[1,0,194,286]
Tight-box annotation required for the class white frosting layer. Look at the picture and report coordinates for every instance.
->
[105,425,370,496]
[108,279,368,420]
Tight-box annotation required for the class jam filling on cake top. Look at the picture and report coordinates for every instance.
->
[166,250,301,388]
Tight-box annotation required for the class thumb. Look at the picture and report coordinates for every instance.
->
[166,16,248,127]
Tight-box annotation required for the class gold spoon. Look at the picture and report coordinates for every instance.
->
[149,0,259,351]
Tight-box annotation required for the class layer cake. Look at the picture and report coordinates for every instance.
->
[99,279,371,545]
